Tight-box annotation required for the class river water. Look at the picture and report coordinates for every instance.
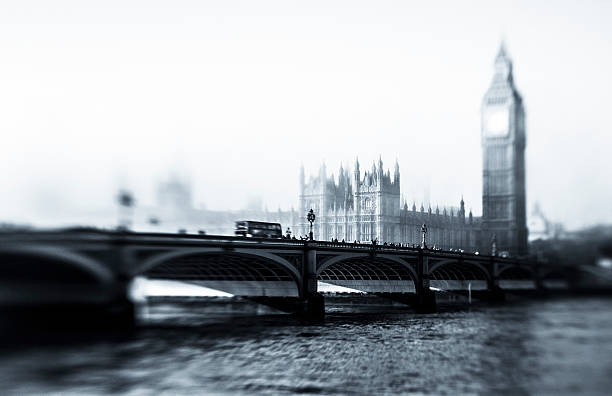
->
[2,296,612,395]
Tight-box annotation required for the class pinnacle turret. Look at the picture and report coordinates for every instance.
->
[496,40,507,60]
[394,159,400,184]
[493,41,513,85]
[319,161,327,179]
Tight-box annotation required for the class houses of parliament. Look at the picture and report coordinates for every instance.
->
[297,44,528,256]
[141,44,527,256]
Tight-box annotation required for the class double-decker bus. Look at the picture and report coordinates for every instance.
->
[234,221,282,239]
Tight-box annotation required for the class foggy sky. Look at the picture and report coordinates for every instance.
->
[1,0,611,230]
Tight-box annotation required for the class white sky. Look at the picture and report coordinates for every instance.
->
[1,0,611,230]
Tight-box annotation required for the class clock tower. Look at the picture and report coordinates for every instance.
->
[481,43,528,256]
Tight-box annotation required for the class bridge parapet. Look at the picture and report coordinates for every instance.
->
[0,229,564,320]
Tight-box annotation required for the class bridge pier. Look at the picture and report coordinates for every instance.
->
[300,242,325,320]
[90,277,136,331]
[0,286,136,338]
[487,260,505,302]
[415,250,436,313]
[533,264,548,295]
[99,296,136,330]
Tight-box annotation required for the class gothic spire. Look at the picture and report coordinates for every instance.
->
[318,162,326,188]
[493,41,513,84]
[393,158,400,184]
[496,40,507,60]
[369,161,376,184]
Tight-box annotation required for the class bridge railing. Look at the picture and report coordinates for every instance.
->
[0,228,536,266]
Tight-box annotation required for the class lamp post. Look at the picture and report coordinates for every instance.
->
[421,223,428,249]
[307,209,316,241]
[117,189,135,231]
[491,233,497,257]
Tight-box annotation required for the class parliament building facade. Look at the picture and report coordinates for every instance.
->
[298,44,528,256]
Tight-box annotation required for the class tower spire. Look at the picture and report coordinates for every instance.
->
[493,40,513,84]
[496,40,507,59]
[482,39,528,255]
[394,158,400,184]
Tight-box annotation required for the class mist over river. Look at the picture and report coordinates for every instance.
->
[2,297,612,395]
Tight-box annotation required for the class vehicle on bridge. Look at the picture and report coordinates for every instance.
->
[234,221,283,239]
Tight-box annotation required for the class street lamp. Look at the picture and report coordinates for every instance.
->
[307,209,316,241]
[117,189,135,230]
[421,223,428,249]
[491,233,497,256]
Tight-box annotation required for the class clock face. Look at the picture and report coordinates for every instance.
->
[486,107,509,136]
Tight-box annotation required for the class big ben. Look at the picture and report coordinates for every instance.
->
[481,43,528,256]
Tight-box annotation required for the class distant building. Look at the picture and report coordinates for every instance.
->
[298,43,528,255]
[480,42,528,255]
[138,175,299,236]
[298,158,480,250]
[133,44,528,255]
[528,202,552,241]
[298,158,399,243]
[157,174,193,210]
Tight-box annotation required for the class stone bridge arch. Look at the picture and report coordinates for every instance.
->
[316,253,417,293]
[539,268,571,290]
[497,264,535,278]
[0,245,114,284]
[135,247,302,297]
[0,245,117,305]
[429,259,490,291]
[497,265,536,290]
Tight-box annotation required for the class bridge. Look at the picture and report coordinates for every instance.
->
[0,229,571,326]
